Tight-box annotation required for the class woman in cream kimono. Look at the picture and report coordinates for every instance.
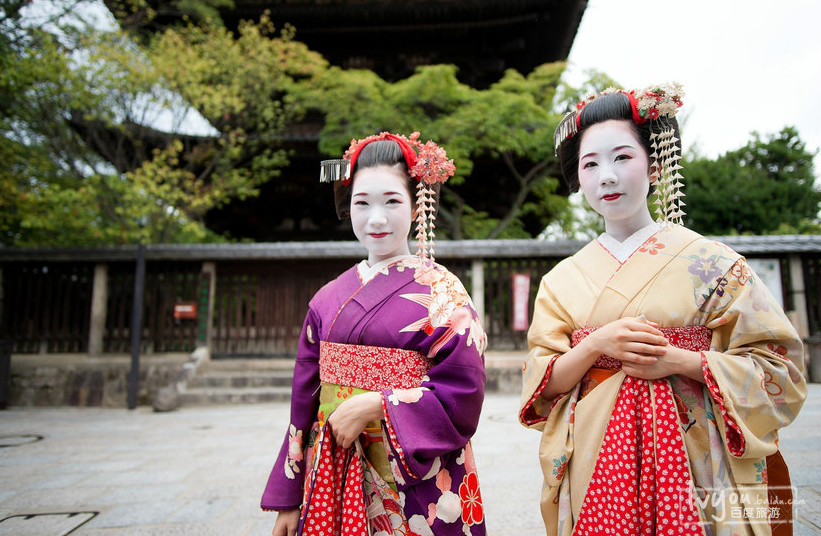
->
[520,84,806,536]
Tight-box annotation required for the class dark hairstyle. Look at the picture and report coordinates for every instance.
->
[558,92,681,192]
[333,139,441,220]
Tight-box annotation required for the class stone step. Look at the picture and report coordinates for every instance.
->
[179,358,296,406]
[180,353,526,406]
[180,386,292,405]
[188,370,294,389]
[204,358,296,371]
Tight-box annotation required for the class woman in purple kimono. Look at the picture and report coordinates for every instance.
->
[261,131,488,536]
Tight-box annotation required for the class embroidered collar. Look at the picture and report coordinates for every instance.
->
[597,222,662,263]
[356,254,414,283]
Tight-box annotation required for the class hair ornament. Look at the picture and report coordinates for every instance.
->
[319,159,348,183]
[651,129,686,226]
[553,112,578,157]
[554,83,684,155]
[634,83,684,122]
[319,131,455,261]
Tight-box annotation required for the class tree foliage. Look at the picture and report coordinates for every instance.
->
[103,0,236,39]
[0,1,323,246]
[684,127,821,235]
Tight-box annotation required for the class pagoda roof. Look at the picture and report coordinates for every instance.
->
[222,0,586,87]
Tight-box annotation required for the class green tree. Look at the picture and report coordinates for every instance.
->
[1,0,119,245]
[105,0,236,33]
[684,127,820,235]
[0,1,324,246]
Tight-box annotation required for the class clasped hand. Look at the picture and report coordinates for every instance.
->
[588,317,700,381]
[587,316,667,364]
[326,391,384,449]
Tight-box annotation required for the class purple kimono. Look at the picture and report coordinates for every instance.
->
[261,255,488,536]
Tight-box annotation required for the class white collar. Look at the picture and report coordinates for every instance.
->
[597,221,662,263]
[356,254,414,283]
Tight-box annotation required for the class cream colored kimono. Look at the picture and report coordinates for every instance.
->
[520,224,806,536]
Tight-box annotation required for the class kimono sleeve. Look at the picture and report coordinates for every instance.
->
[519,267,575,429]
[260,307,322,511]
[701,257,807,461]
[379,304,486,486]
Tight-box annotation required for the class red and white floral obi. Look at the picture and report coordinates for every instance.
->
[319,341,433,391]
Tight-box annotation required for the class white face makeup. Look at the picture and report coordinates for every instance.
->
[577,119,655,241]
[350,166,413,265]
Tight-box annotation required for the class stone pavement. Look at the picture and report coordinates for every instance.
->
[0,387,819,536]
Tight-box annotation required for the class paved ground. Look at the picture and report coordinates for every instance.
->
[0,387,819,535]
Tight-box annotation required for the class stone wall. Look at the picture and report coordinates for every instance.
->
[483,353,525,394]
[7,354,189,408]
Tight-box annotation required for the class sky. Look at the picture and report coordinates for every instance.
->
[561,0,821,171]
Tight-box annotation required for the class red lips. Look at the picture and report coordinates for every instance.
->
[369,233,389,238]
[602,193,622,201]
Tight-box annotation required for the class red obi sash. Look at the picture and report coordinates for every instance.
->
[319,341,432,391]
[570,325,712,536]
[572,325,713,370]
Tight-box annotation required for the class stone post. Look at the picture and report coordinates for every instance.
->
[88,263,108,357]
[198,262,217,354]
[471,258,485,326]
[788,254,810,339]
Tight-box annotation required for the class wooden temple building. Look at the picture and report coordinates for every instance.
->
[221,0,587,89]
[103,0,588,242]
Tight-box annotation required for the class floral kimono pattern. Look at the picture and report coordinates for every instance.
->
[262,255,488,536]
[520,224,806,536]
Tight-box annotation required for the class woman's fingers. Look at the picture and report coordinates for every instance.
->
[326,392,382,450]
[326,421,348,449]
[335,433,352,449]
[327,420,355,449]
[610,330,667,352]
[627,319,665,337]
[616,340,667,362]
[619,352,661,365]
[634,341,668,355]
[619,332,667,348]
[272,510,300,536]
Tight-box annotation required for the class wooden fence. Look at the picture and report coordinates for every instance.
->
[211,260,352,356]
[1,237,820,357]
[2,262,93,353]
[1,261,204,354]
[104,261,203,353]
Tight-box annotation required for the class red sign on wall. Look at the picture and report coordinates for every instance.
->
[173,302,197,320]
[511,273,531,332]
